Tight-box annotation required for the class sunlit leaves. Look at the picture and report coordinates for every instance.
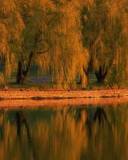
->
[82,0,128,85]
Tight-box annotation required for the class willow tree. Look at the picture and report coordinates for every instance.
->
[39,0,90,89]
[109,0,128,86]
[15,0,50,84]
[3,0,90,87]
[82,0,128,85]
[0,0,23,85]
[0,23,9,85]
[82,0,115,83]
[102,0,128,86]
[0,0,24,85]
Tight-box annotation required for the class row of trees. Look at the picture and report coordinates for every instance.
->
[0,0,127,88]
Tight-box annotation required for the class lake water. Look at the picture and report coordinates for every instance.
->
[0,104,128,160]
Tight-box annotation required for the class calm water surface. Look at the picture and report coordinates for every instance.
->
[0,104,128,160]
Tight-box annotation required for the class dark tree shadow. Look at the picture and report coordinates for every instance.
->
[15,111,37,160]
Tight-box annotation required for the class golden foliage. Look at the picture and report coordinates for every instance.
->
[82,0,128,84]
[41,0,89,88]
[0,23,8,57]
[0,0,16,17]
[0,0,127,86]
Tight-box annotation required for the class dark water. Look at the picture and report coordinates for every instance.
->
[0,104,128,160]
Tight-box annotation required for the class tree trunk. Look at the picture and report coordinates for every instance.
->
[16,61,24,84]
[95,66,108,83]
[79,67,88,88]
[16,52,34,84]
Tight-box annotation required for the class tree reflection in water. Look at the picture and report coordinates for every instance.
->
[0,104,128,160]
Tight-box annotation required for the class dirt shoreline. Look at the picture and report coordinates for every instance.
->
[0,97,127,109]
[0,89,128,99]
[0,89,128,108]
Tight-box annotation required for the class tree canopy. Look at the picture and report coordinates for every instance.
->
[0,0,127,88]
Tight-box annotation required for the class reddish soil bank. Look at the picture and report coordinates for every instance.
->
[0,89,127,109]
[0,89,128,99]
[0,97,128,109]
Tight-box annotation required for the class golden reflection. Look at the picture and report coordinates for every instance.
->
[0,105,128,160]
